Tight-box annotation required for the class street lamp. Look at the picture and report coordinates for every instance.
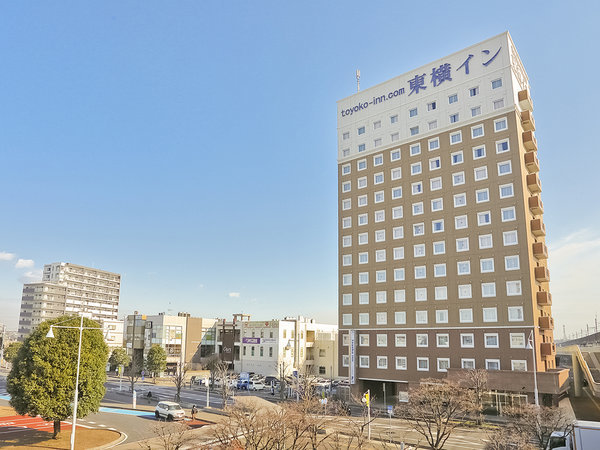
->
[526,329,540,407]
[46,315,103,450]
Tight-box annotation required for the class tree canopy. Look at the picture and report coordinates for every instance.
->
[108,347,131,370]
[4,341,22,362]
[146,344,167,376]
[7,316,109,437]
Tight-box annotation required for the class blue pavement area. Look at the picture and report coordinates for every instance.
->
[0,395,9,401]
[98,406,155,417]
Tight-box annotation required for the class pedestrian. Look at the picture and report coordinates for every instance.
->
[271,382,275,396]
[191,404,197,421]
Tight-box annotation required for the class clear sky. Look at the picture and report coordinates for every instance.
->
[1,1,599,338]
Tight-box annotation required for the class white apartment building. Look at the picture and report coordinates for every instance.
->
[239,317,338,379]
[18,262,121,341]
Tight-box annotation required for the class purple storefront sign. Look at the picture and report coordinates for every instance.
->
[242,337,260,344]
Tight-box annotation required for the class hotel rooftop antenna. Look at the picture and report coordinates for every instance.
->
[356,69,360,92]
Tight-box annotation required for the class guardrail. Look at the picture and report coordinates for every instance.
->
[562,345,600,397]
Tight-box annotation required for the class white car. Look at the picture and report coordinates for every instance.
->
[248,381,265,391]
[155,401,186,421]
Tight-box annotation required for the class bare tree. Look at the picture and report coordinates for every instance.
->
[172,361,189,402]
[463,368,488,424]
[138,421,196,450]
[484,424,535,450]
[125,355,144,393]
[397,378,475,450]
[212,359,232,409]
[505,404,573,450]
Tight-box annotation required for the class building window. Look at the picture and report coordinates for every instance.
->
[502,207,516,222]
[391,167,402,181]
[391,115,398,124]
[342,164,351,175]
[414,266,426,279]
[342,217,351,229]
[358,292,369,304]
[391,132,400,142]
[395,334,407,347]
[410,143,421,156]
[417,357,429,371]
[486,360,500,371]
[343,131,350,140]
[476,188,489,203]
[342,294,352,305]
[458,284,472,299]
[427,101,437,111]
[471,106,481,117]
[342,355,350,367]
[431,198,443,212]
[342,274,352,286]
[375,230,386,242]
[359,355,370,368]
[493,98,505,110]
[412,202,424,216]
[434,263,446,277]
[357,160,367,171]
[461,333,474,348]
[448,93,458,104]
[394,268,405,281]
[392,206,403,219]
[455,214,468,229]
[428,120,438,130]
[449,113,459,123]
[342,254,352,266]
[358,214,367,226]
[503,231,518,246]
[411,162,422,176]
[374,191,384,204]
[415,310,428,324]
[373,120,381,130]
[436,310,448,324]
[393,226,404,239]
[456,238,469,252]
[429,157,441,171]
[415,287,427,302]
[492,78,503,89]
[394,290,406,303]
[462,359,475,369]
[413,223,425,237]
[494,117,508,132]
[373,154,384,166]
[437,358,450,372]
[479,234,493,249]
[481,282,496,297]
[377,356,388,369]
[512,360,527,371]
[375,249,386,263]
[451,151,463,165]
[429,138,440,151]
[376,291,387,304]
[359,272,369,284]
[430,177,442,190]
[395,311,406,324]
[409,107,418,117]
[454,194,467,208]
[359,334,370,346]
[414,244,426,258]
[374,172,384,184]
[390,149,401,161]
[477,211,491,226]
[396,356,407,370]
[452,172,465,186]
[342,314,352,326]
[457,261,471,275]
[342,236,351,248]
[412,181,423,195]
[435,286,448,300]
[358,144,366,152]
[505,255,520,271]
[375,210,385,222]
[459,308,473,323]
[358,126,365,135]
[450,131,462,144]
[496,139,509,153]
[473,145,486,159]
[510,333,526,348]
[359,313,369,325]
[342,199,351,211]
[508,306,524,321]
[498,161,512,175]
[342,181,351,193]
[416,334,429,347]
[357,177,367,189]
[393,247,405,260]
[480,258,495,273]
[474,166,488,181]
[410,126,419,136]
[358,252,368,265]
[376,312,387,325]
[471,125,484,138]
[483,308,498,323]
[469,86,479,97]
[392,187,403,200]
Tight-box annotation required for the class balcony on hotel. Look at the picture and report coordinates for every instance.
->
[527,173,542,194]
[528,195,544,215]
[520,110,536,131]
[539,315,554,331]
[533,242,548,260]
[522,130,538,152]
[531,218,546,236]
[540,342,555,357]
[518,89,534,111]
[524,152,540,174]
[537,291,552,306]
[535,266,550,282]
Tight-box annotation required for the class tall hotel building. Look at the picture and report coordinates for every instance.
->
[18,262,121,340]
[337,32,567,404]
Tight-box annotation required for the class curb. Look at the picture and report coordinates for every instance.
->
[89,430,127,449]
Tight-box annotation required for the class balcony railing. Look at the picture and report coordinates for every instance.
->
[520,109,536,131]
[539,316,554,331]
[531,218,546,237]
[533,242,548,259]
[537,291,552,306]
[527,173,542,194]
[540,342,555,357]
[518,89,533,111]
[524,152,540,173]
[535,266,550,282]
[522,130,538,152]
[528,196,544,215]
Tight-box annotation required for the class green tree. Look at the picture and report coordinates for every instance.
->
[4,341,22,363]
[7,316,108,438]
[146,344,167,383]
[108,347,131,371]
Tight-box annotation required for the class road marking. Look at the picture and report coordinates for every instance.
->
[98,406,155,417]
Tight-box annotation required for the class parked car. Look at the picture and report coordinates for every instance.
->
[248,381,265,391]
[237,379,249,390]
[154,401,186,421]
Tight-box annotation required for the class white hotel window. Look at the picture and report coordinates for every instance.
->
[450,131,462,144]
[377,356,388,369]
[437,358,450,372]
[459,308,473,323]
[474,166,488,181]
[434,264,446,277]
[375,230,386,242]
[376,291,387,304]
[413,202,424,216]
[342,235,352,247]
[358,214,367,226]
[416,334,429,347]
[414,244,426,257]
[458,284,472,299]
[410,143,421,156]
[412,181,423,195]
[391,114,398,124]
[340,148,348,157]
[375,210,385,222]
[449,93,458,103]
[409,107,418,117]
[494,117,508,132]
[470,86,479,96]
[435,286,448,300]
[342,254,352,266]
[342,181,351,193]
[414,266,426,279]
[411,162,422,176]
[452,171,465,186]
[342,294,352,305]
[394,268,405,281]
[454,194,467,208]
[357,159,367,170]
[373,154,383,166]
[358,272,369,284]
[342,274,352,286]
[456,238,469,252]
[510,333,526,348]
[396,357,407,370]
[462,359,476,369]
[429,157,441,171]
[471,124,484,138]
[358,177,367,188]
[429,138,440,151]
[413,223,425,236]
[430,177,442,190]
[461,333,474,348]
[342,355,350,366]
[395,311,406,324]
[508,306,524,322]
[358,126,365,135]
[376,312,387,325]
[477,211,491,226]
[392,187,403,199]
[342,314,352,326]
[358,252,368,264]
[505,255,520,271]
[496,139,510,153]
[480,258,494,273]
[359,143,366,152]
[359,334,369,346]
[476,188,489,203]
[450,113,459,123]
[391,167,402,180]
[493,98,505,110]
[415,287,427,301]
[374,172,384,184]
[392,206,404,219]
[455,215,468,229]
[394,289,406,303]
[506,280,522,296]
[393,247,405,260]
[486,360,501,371]
[359,355,369,368]
[432,219,444,233]
[373,120,381,130]
[342,217,351,229]
[375,249,386,262]
[416,311,428,324]
[393,226,404,239]
[342,131,350,140]
[431,198,443,211]
[433,241,446,255]
[436,310,448,324]
[492,78,503,89]
[427,101,437,111]
[342,164,351,175]
[498,161,512,176]
[451,151,463,165]
[417,358,429,371]
[376,270,386,283]
[512,360,527,372]
[482,282,496,297]
[410,126,419,136]
[358,195,367,207]
[391,148,401,160]
[457,261,471,275]
[428,120,438,130]
[473,145,486,159]
[342,199,351,210]
[359,292,369,304]
[471,106,481,117]
[479,234,493,249]
[485,333,499,348]
[502,207,516,222]
[374,191,384,203]
[359,313,369,325]
[483,307,498,322]
[503,230,518,246]
[500,183,514,199]
[395,334,407,347]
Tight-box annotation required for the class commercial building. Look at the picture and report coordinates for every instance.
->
[17,262,121,341]
[124,312,217,372]
[337,32,567,404]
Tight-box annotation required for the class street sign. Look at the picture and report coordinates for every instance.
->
[387,405,393,416]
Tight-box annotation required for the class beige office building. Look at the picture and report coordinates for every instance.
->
[337,32,566,404]
[18,262,121,340]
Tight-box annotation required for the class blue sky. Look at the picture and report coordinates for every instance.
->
[1,1,599,337]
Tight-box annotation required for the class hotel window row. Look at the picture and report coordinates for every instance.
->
[342,355,526,372]
[341,114,508,157]
[340,305,525,326]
